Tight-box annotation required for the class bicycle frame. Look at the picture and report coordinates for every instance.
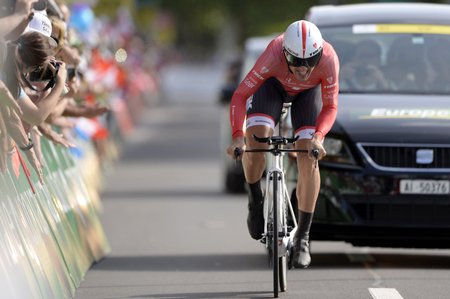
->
[244,135,308,297]
[234,121,318,297]
[263,148,297,257]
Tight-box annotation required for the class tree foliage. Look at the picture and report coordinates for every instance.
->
[157,0,318,47]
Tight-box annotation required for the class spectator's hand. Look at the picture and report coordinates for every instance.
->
[0,80,23,116]
[1,0,36,39]
[83,103,109,118]
[24,148,44,184]
[367,64,389,89]
[14,0,37,16]
[51,132,75,148]
[53,61,67,86]
[65,75,80,98]
[58,45,81,66]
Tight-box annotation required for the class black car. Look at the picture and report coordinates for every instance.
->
[301,2,450,248]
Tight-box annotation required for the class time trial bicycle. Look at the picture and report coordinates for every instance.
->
[235,135,318,298]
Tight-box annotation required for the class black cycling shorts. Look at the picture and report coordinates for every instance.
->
[245,77,322,139]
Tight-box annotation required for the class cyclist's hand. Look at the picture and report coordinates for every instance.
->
[226,136,245,160]
[308,133,326,160]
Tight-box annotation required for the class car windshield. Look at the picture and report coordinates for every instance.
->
[321,24,450,95]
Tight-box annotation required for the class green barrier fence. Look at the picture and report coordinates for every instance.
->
[0,137,110,299]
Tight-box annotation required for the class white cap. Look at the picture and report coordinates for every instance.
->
[24,11,58,47]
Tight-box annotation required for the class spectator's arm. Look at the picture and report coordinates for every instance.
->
[58,44,81,66]
[46,97,69,123]
[0,0,35,39]
[0,80,23,116]
[38,122,74,148]
[0,107,43,183]
[0,111,8,173]
[62,102,109,118]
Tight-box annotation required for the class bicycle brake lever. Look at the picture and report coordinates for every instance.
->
[312,149,319,159]
[312,149,319,169]
[234,148,243,167]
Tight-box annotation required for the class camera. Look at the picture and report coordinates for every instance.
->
[28,61,61,82]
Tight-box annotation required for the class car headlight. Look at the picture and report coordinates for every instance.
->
[322,137,356,165]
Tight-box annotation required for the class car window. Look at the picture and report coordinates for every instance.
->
[322,24,450,94]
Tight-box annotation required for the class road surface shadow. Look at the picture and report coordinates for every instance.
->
[128,291,271,299]
[93,253,269,272]
[100,189,235,200]
[93,252,450,272]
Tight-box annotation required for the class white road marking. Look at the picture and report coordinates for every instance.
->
[369,288,404,299]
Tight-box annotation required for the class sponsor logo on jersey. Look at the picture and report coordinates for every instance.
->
[243,78,256,88]
[251,70,264,80]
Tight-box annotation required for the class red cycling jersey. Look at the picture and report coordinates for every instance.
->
[230,34,340,138]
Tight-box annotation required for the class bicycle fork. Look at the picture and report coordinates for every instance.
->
[263,156,297,257]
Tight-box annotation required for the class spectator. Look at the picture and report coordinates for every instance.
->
[1,5,44,181]
[3,30,66,127]
[426,38,450,93]
[340,39,388,91]
[384,36,429,92]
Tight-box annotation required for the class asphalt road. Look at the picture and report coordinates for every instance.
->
[74,64,450,299]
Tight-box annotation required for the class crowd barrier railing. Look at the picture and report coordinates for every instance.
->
[0,136,111,299]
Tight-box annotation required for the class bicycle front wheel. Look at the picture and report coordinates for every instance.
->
[272,172,279,298]
[279,255,287,292]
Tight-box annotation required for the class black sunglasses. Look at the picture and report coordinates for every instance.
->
[284,49,322,68]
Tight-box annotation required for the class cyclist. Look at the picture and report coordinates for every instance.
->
[226,20,339,268]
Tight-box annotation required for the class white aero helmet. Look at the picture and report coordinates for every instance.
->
[283,20,324,67]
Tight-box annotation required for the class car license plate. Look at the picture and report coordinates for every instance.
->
[400,180,450,194]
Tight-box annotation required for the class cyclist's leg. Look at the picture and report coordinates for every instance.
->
[290,86,322,267]
[244,77,284,240]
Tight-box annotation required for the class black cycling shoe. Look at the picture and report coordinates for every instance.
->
[292,210,313,268]
[247,200,264,240]
[292,237,311,268]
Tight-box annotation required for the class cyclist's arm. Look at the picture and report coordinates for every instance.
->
[315,47,340,139]
[230,40,279,138]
